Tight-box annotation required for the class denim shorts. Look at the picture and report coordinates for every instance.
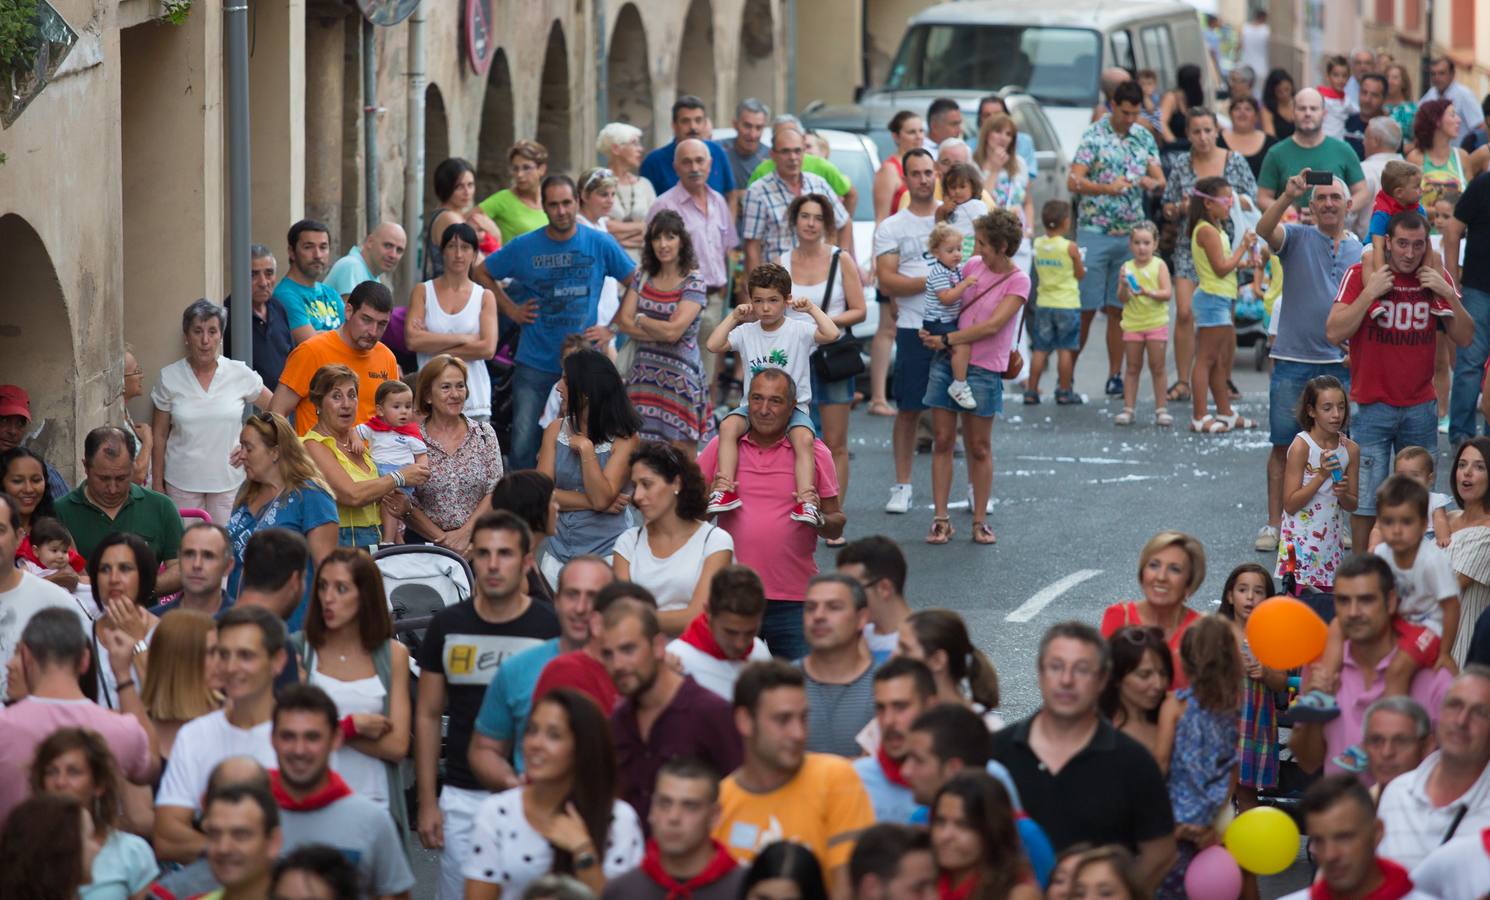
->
[1029,306,1081,352]
[338,524,382,550]
[376,461,416,498]
[1353,399,1439,516]
[811,368,855,406]
[1193,289,1235,328]
[922,318,958,337]
[894,328,934,412]
[1268,360,1350,447]
[923,358,1004,418]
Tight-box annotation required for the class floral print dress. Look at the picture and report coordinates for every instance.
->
[1276,431,1347,592]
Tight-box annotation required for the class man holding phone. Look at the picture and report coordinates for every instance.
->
[1326,208,1472,552]
[1256,87,1369,213]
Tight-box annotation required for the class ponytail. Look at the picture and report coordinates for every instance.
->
[966,648,1001,710]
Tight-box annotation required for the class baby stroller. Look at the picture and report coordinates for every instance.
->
[1235,283,1270,372]
[373,544,474,664]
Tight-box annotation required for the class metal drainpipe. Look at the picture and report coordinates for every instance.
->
[785,0,797,113]
[401,2,427,300]
[596,0,607,165]
[363,17,380,233]
[225,0,252,366]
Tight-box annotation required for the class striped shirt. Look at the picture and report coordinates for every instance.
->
[795,654,883,758]
[742,171,847,268]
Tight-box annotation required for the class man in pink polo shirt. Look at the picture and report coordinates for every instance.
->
[699,369,844,660]
[1291,554,1453,784]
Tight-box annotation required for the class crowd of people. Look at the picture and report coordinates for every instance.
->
[9,31,1490,900]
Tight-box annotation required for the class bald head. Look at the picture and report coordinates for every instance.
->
[1293,87,1324,137]
[207,756,270,794]
[363,222,407,275]
[1100,67,1132,99]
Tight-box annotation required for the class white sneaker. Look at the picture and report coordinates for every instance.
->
[1254,525,1279,553]
[966,485,994,515]
[886,483,913,514]
[947,380,977,410]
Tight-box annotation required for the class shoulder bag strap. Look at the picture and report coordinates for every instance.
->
[823,248,841,307]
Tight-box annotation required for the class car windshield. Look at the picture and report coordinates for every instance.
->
[826,145,876,222]
[886,24,1101,107]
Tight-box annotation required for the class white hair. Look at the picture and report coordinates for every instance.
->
[1365,116,1402,150]
[596,122,643,157]
[938,137,969,154]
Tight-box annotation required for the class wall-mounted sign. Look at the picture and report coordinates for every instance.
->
[464,0,495,76]
[357,0,421,26]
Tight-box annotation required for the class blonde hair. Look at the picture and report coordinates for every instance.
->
[975,113,1022,178]
[1137,530,1207,597]
[1381,160,1422,197]
[233,412,330,509]
[140,609,220,721]
[927,222,964,253]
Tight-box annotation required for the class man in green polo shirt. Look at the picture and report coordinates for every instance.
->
[55,425,183,597]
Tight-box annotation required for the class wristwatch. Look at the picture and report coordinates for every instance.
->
[132,639,149,657]
[574,849,598,871]
[942,334,952,349]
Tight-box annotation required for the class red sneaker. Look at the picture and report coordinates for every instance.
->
[789,501,824,526]
[706,490,742,515]
[1428,293,1454,318]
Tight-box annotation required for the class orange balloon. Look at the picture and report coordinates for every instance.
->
[1245,596,1328,670]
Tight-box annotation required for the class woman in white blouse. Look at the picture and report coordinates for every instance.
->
[463,688,643,899]
[151,299,273,524]
[613,441,733,634]
[405,224,498,422]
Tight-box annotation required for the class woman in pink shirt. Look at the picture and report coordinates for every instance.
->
[918,209,1029,546]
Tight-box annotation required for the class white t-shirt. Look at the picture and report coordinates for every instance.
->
[1426,491,1454,543]
[354,424,430,469]
[1373,542,1457,635]
[0,571,87,700]
[150,357,266,493]
[309,667,389,808]
[1377,751,1490,870]
[863,622,899,658]
[462,787,643,894]
[665,636,772,702]
[727,318,819,412]
[1411,829,1490,899]
[611,523,733,612]
[946,198,991,236]
[872,210,936,327]
[156,710,276,812]
[781,250,848,320]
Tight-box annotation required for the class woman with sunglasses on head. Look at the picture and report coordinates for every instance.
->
[613,210,712,458]
[1101,531,1207,690]
[1099,626,1176,765]
[578,167,628,347]
[405,224,498,424]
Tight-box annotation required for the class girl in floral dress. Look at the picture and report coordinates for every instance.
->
[1277,375,1358,595]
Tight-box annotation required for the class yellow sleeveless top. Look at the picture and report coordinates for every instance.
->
[302,431,382,528]
[1033,235,1080,309]
[1191,220,1237,299]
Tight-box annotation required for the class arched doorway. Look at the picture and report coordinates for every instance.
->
[536,22,572,174]
[0,214,76,470]
[736,0,775,111]
[607,4,653,144]
[424,83,451,214]
[676,0,716,109]
[476,49,515,202]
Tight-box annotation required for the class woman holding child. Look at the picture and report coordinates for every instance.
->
[918,209,1027,547]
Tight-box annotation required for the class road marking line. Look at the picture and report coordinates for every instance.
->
[1005,569,1103,623]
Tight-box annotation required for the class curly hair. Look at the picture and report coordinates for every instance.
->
[640,209,699,277]
[747,262,794,300]
[307,363,359,410]
[629,441,708,521]
[971,208,1023,257]
[1413,98,1454,153]
[1180,615,1242,712]
[28,728,124,837]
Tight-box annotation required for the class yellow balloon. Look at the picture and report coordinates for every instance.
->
[1223,806,1300,875]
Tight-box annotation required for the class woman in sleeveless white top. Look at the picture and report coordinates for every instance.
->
[405,224,498,420]
[308,665,389,806]
[1448,441,1490,664]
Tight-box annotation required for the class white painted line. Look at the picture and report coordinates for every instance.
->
[1005,569,1103,623]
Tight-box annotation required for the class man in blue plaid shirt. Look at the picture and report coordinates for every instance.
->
[742,122,852,275]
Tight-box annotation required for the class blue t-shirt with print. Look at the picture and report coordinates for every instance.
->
[484,225,636,373]
[472,637,561,772]
[225,484,339,631]
[273,276,345,333]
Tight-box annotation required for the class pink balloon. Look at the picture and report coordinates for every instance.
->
[1184,845,1243,900]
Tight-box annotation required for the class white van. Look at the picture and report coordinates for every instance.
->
[862,0,1216,159]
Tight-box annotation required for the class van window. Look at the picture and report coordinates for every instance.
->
[887,24,1102,106]
[1110,30,1135,73]
[1140,24,1176,88]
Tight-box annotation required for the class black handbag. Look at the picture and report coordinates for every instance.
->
[809,250,866,382]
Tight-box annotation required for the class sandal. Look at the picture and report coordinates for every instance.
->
[1217,412,1258,430]
[1155,407,1174,427]
[824,535,848,548]
[1190,415,1230,433]
[1023,390,1040,405]
[1227,378,1242,401]
[1166,380,1191,402]
[867,401,897,417]
[972,522,997,545]
[926,517,954,545]
[1114,408,1135,426]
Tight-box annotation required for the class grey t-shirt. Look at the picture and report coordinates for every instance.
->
[794,655,882,758]
[281,792,416,895]
[722,137,770,196]
[1271,223,1363,364]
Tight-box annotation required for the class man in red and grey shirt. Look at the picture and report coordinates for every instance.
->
[1325,209,1472,551]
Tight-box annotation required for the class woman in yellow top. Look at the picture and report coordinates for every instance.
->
[301,364,429,548]
[1115,221,1174,427]
[1188,176,1258,434]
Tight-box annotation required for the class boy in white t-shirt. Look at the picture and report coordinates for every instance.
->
[1388,446,1455,546]
[703,263,839,526]
[355,380,429,544]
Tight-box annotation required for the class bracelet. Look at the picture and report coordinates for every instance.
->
[942,333,952,348]
[116,679,135,692]
[391,470,405,488]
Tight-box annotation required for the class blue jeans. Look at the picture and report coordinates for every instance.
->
[338,525,382,550]
[1268,360,1350,447]
[761,600,808,660]
[509,363,561,471]
[1077,231,1130,311]
[1450,286,1490,445]
[1353,399,1439,516]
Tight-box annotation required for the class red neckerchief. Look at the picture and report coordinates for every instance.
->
[1308,858,1415,900]
[362,415,423,440]
[269,769,353,812]
[639,838,738,899]
[1319,85,1346,100]
[1482,825,1490,855]
[1372,191,1415,216]
[877,746,910,788]
[938,872,979,900]
[15,534,85,573]
[680,613,732,660]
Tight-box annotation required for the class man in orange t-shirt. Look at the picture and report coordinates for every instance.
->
[271,281,400,434]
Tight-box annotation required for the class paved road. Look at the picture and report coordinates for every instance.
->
[409,341,1318,896]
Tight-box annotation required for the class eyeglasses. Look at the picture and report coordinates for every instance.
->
[1041,661,1101,680]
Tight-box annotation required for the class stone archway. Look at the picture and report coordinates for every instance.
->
[0,214,77,470]
[736,0,775,112]
[677,0,716,109]
[607,4,653,144]
[425,83,451,212]
[476,49,515,201]
[536,21,572,174]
